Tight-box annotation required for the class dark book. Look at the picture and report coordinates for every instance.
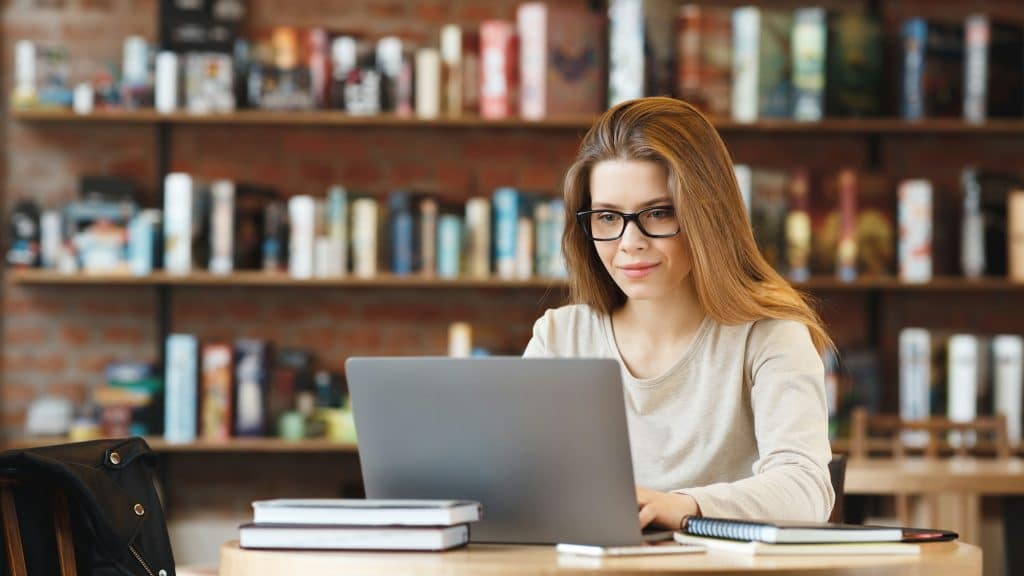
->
[964,16,1024,121]
[234,184,278,270]
[901,19,964,119]
[758,9,794,118]
[160,0,244,53]
[750,169,788,272]
[234,339,269,437]
[825,13,882,117]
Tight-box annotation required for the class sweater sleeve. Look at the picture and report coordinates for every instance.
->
[675,319,835,522]
[522,309,553,358]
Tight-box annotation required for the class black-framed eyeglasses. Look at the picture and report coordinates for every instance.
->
[575,205,681,241]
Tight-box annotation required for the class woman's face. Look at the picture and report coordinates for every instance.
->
[588,159,693,303]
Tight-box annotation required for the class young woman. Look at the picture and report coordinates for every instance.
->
[524,97,834,530]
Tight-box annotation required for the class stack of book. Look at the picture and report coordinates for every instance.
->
[239,499,482,551]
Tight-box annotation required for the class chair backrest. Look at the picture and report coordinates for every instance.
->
[849,406,1010,459]
[0,477,77,576]
[827,454,847,523]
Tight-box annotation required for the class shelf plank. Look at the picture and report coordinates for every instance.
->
[8,269,1024,292]
[13,108,1024,134]
[5,436,359,453]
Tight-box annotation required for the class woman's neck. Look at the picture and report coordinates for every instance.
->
[614,279,704,344]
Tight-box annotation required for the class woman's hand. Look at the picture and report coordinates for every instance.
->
[636,486,700,530]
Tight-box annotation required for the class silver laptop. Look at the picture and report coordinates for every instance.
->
[346,357,652,546]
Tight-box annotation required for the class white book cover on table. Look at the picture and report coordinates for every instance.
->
[239,523,470,551]
[674,533,920,556]
[252,499,482,526]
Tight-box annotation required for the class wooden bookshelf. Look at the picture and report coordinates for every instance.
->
[5,436,359,453]
[14,107,1024,134]
[8,269,1024,292]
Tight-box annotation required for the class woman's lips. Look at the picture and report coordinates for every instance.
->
[618,262,659,279]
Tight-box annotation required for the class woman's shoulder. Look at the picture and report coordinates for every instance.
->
[534,303,605,331]
[530,304,608,356]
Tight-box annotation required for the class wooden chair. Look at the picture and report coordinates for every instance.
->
[0,478,77,576]
[848,406,1011,543]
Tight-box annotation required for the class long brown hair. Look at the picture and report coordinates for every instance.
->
[562,97,832,353]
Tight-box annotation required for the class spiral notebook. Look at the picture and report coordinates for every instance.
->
[681,517,903,544]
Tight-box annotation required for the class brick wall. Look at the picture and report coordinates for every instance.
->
[6,0,1024,440]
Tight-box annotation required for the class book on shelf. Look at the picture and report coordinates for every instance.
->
[825,12,882,118]
[901,18,964,120]
[898,179,932,283]
[251,499,482,526]
[239,523,470,551]
[791,7,826,122]
[680,517,903,544]
[479,20,517,119]
[673,533,920,556]
[964,14,1024,123]
[676,4,732,118]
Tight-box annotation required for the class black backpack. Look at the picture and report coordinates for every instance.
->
[0,437,175,576]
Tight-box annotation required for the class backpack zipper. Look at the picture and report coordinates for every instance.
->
[129,544,156,576]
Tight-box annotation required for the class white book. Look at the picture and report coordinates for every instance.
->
[164,334,198,444]
[163,173,194,275]
[899,328,931,447]
[898,180,932,283]
[440,24,463,117]
[963,14,989,123]
[239,523,469,551]
[674,533,919,556]
[352,198,379,278]
[14,40,36,104]
[288,196,315,279]
[516,217,534,279]
[155,51,179,113]
[993,335,1023,446]
[327,185,348,276]
[415,48,441,119]
[518,2,547,119]
[40,210,62,270]
[961,169,985,278]
[731,7,760,123]
[465,197,491,278]
[251,499,482,526]
[947,334,979,447]
[209,180,235,275]
[607,0,644,106]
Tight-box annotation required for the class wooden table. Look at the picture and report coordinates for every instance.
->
[218,540,980,576]
[845,457,1024,545]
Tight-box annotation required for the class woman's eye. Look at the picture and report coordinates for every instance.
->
[649,209,673,219]
[597,212,620,223]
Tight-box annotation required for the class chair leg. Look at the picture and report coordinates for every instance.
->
[54,490,77,576]
[1,486,28,576]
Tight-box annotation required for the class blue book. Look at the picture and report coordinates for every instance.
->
[492,187,520,279]
[437,214,462,279]
[389,191,414,275]
[164,334,198,443]
[547,199,567,278]
[901,18,927,120]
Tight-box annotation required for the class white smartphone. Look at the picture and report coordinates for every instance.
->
[556,542,705,557]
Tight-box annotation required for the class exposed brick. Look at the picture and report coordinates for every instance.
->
[101,325,147,344]
[4,353,70,374]
[5,325,49,345]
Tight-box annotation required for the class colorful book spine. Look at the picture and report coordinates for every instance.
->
[200,343,234,441]
[898,179,932,283]
[676,5,732,118]
[961,168,985,278]
[129,209,160,276]
[963,14,989,123]
[209,180,235,275]
[899,328,931,447]
[419,197,438,277]
[792,8,826,121]
[288,195,315,279]
[947,334,979,447]
[785,170,811,282]
[480,20,516,119]
[234,339,269,437]
[533,201,553,278]
[758,9,793,119]
[901,18,927,120]
[836,170,858,282]
[327,185,348,277]
[352,197,379,278]
[1010,191,1024,283]
[415,48,441,119]
[548,198,567,278]
[731,7,760,122]
[465,197,491,278]
[262,202,286,272]
[163,172,194,275]
[993,335,1023,445]
[437,214,462,279]
[389,191,414,275]
[493,187,520,279]
[165,334,198,443]
[441,25,463,117]
[608,0,644,107]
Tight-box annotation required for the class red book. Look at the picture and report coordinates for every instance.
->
[480,20,518,119]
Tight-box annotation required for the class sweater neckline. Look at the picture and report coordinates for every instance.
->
[601,309,713,388]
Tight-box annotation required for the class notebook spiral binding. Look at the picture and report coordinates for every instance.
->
[687,518,765,541]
